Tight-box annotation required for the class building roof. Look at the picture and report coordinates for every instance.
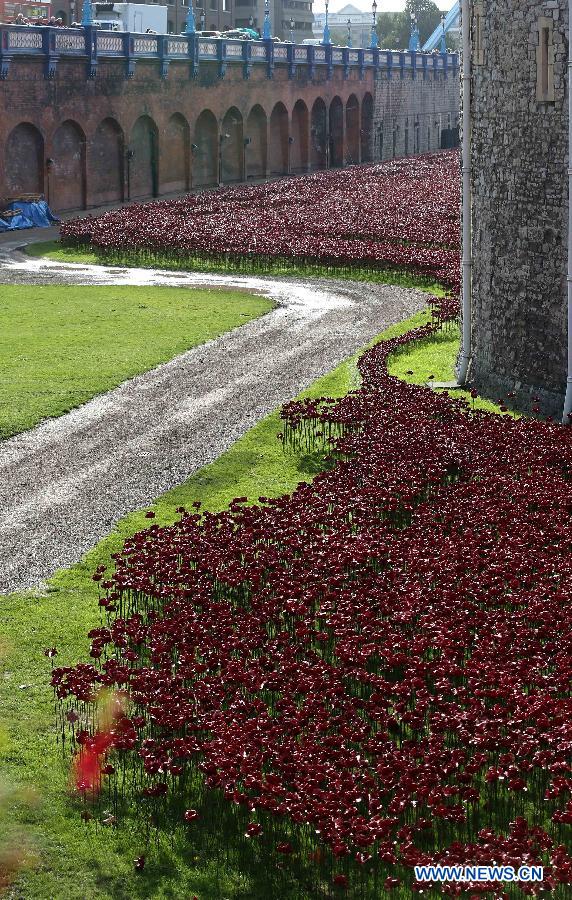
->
[336,4,363,15]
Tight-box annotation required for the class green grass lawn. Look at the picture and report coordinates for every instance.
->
[387,321,516,417]
[3,309,458,900]
[0,284,273,439]
[25,240,448,296]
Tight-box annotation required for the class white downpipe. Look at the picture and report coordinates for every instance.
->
[457,0,472,384]
[562,0,572,422]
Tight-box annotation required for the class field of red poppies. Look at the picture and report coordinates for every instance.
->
[52,321,572,896]
[60,152,460,291]
[52,154,572,897]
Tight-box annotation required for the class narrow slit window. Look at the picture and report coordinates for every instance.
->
[536,18,555,102]
[541,27,549,95]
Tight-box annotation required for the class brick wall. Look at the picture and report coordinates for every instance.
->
[0,52,459,215]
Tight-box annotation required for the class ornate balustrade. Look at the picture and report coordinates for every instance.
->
[0,24,458,81]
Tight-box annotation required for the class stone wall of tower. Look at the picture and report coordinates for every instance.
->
[469,0,569,414]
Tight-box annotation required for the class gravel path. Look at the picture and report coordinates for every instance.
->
[0,244,426,593]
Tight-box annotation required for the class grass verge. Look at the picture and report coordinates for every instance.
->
[0,284,273,440]
[25,240,448,297]
[2,308,454,900]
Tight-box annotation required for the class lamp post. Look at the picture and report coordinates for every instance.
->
[370,0,378,49]
[262,0,271,39]
[322,0,331,45]
[289,15,294,42]
[200,9,205,31]
[439,12,446,54]
[81,0,93,26]
[408,13,420,51]
[347,17,351,48]
[185,0,196,34]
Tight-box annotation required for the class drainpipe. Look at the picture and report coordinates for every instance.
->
[562,0,572,422]
[456,0,472,384]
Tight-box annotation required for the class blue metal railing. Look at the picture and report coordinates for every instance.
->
[0,24,458,81]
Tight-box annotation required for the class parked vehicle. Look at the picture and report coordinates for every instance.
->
[93,3,167,33]
[180,29,222,37]
[221,28,259,40]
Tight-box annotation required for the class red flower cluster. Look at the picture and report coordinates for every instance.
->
[60,152,460,291]
[52,287,572,893]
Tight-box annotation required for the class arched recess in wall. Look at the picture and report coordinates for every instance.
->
[329,97,344,168]
[245,104,267,180]
[360,92,374,163]
[51,120,86,211]
[91,117,124,206]
[163,113,190,193]
[269,102,289,176]
[193,109,218,187]
[129,115,158,199]
[290,100,309,174]
[345,95,360,165]
[220,107,244,184]
[310,98,327,170]
[4,122,44,197]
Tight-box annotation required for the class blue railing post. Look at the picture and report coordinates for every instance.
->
[242,38,252,80]
[158,33,169,78]
[217,37,226,78]
[0,27,11,79]
[42,26,58,78]
[287,41,296,80]
[265,38,274,79]
[123,32,135,77]
[84,25,98,78]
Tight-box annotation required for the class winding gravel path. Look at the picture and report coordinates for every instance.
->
[0,244,426,593]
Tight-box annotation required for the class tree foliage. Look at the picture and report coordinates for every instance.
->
[376,0,443,50]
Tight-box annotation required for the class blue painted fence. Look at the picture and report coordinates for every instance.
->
[0,25,458,82]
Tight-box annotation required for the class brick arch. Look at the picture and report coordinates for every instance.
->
[310,98,327,170]
[345,94,360,165]
[269,102,288,176]
[193,109,218,187]
[129,115,158,199]
[291,99,309,174]
[91,117,124,206]
[163,112,190,193]
[245,104,267,180]
[361,92,374,163]
[220,106,244,184]
[51,119,86,211]
[329,96,344,168]
[4,122,44,197]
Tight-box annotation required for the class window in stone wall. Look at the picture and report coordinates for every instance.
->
[472,1,485,66]
[536,17,555,102]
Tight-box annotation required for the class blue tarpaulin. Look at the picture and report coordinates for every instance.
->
[0,200,60,232]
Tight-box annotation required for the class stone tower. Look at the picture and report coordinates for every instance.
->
[468,0,569,414]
